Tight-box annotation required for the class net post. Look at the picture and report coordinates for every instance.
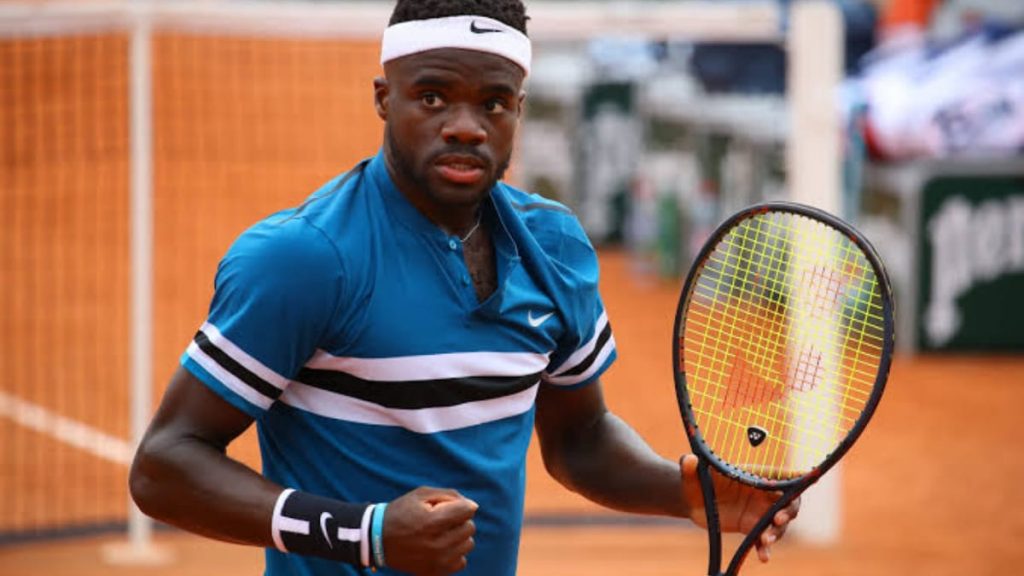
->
[787,0,843,214]
[102,2,171,565]
[786,0,844,545]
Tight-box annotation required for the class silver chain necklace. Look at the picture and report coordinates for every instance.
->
[459,211,483,242]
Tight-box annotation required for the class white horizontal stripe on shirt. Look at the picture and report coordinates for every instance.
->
[279,381,541,433]
[544,335,617,387]
[201,321,290,390]
[304,349,551,381]
[547,311,609,377]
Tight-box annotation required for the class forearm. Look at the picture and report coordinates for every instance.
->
[129,430,281,546]
[132,371,385,568]
[541,411,688,518]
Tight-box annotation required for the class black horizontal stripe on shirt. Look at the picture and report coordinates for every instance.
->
[194,330,282,400]
[559,321,613,377]
[293,368,543,410]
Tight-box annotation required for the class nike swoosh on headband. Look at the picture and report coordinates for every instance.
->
[470,20,504,34]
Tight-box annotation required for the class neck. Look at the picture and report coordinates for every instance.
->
[382,146,487,238]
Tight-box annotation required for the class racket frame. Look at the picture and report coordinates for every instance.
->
[672,201,895,576]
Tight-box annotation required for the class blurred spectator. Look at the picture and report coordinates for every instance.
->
[847,0,1024,160]
[878,0,941,44]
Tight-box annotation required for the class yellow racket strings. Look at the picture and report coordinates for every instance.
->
[681,212,884,481]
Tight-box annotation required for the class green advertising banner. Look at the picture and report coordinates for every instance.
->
[918,175,1024,351]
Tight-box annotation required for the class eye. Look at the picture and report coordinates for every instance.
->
[485,98,508,114]
[421,92,444,109]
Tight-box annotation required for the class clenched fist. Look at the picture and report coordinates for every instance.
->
[381,487,479,575]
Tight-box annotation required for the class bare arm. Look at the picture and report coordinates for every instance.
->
[534,377,800,562]
[130,368,478,574]
[128,367,281,546]
[534,378,688,518]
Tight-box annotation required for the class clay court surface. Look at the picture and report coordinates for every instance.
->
[1,251,1021,576]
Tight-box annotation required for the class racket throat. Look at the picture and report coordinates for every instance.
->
[697,458,724,576]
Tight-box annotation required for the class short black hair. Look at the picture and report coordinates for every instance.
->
[389,0,529,35]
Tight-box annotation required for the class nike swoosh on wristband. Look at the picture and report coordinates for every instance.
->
[527,310,555,328]
[470,20,504,34]
[320,512,334,548]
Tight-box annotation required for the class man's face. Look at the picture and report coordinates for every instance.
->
[374,48,526,213]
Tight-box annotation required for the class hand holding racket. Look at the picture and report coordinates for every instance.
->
[673,202,894,575]
[679,454,798,563]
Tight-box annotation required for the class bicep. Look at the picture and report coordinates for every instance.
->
[535,377,685,516]
[130,367,283,545]
[142,366,255,453]
[534,379,608,467]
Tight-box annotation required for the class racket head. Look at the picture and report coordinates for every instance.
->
[673,201,894,490]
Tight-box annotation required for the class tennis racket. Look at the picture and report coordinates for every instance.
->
[673,201,894,576]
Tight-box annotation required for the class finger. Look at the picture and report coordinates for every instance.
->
[678,454,708,524]
[679,454,699,475]
[773,500,800,527]
[445,534,475,558]
[432,538,474,576]
[763,513,790,544]
[428,497,479,528]
[771,496,799,523]
[447,554,469,574]
[786,496,801,518]
[435,518,476,548]
[416,487,466,506]
[773,509,790,526]
[771,493,802,526]
[754,533,773,563]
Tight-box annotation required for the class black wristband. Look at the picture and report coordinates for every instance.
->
[270,489,375,567]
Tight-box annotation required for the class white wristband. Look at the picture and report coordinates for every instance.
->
[359,504,376,568]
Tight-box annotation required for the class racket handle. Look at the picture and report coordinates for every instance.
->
[696,458,723,576]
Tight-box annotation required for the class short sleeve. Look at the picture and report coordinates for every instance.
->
[540,214,617,388]
[181,217,343,418]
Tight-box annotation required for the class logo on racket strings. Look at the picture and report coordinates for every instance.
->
[747,426,768,447]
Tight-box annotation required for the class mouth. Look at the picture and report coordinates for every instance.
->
[433,154,488,186]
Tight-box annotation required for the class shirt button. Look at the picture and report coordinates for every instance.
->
[448,239,458,250]
[462,275,471,285]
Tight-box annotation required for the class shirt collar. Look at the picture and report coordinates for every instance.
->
[367,149,448,239]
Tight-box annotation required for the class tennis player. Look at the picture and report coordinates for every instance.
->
[129,1,799,574]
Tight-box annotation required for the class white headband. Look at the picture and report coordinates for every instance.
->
[380,15,531,77]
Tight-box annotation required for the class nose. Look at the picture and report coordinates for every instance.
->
[441,105,487,146]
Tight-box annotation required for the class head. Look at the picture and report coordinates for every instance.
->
[374,0,530,223]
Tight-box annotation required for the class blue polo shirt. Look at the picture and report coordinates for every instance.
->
[182,150,617,575]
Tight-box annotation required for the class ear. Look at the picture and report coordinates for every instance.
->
[516,90,527,120]
[373,76,389,120]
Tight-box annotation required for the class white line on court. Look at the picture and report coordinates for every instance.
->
[0,389,133,466]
